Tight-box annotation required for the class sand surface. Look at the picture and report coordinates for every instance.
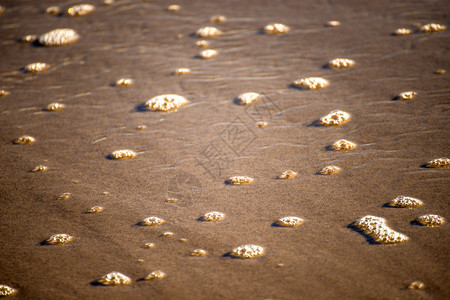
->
[0,0,449,299]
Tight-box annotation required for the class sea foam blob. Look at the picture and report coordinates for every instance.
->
[145,94,189,112]
[97,272,131,286]
[352,215,409,244]
[229,244,265,258]
[39,28,80,46]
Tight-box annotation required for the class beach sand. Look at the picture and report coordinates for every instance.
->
[0,0,449,299]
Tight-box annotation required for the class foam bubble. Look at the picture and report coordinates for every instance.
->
[25,62,50,73]
[256,121,268,128]
[109,150,137,160]
[264,23,290,34]
[210,15,227,23]
[278,170,298,179]
[39,28,80,47]
[161,232,174,237]
[408,281,425,290]
[68,4,95,17]
[420,23,446,33]
[196,27,222,38]
[352,215,409,244]
[174,68,191,76]
[328,58,355,69]
[97,272,131,286]
[14,135,36,145]
[319,165,341,175]
[320,110,351,126]
[195,40,210,48]
[145,94,189,112]
[0,285,18,297]
[143,242,155,248]
[45,102,65,111]
[199,49,218,59]
[229,244,265,259]
[58,193,71,200]
[202,211,225,222]
[227,176,254,185]
[191,249,208,256]
[103,0,115,5]
[387,196,424,209]
[434,69,446,75]
[140,217,165,226]
[32,165,49,172]
[137,125,146,130]
[276,216,304,227]
[46,6,61,14]
[145,271,166,280]
[46,233,74,245]
[236,92,261,105]
[326,20,340,27]
[22,34,38,43]
[87,206,104,213]
[292,77,329,90]
[167,4,180,11]
[415,214,446,227]
[426,158,449,168]
[332,139,356,151]
[393,28,412,35]
[0,90,10,97]
[397,91,417,100]
[115,78,133,86]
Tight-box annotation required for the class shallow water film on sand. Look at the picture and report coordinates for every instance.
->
[0,0,449,299]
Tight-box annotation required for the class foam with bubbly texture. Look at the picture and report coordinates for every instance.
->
[279,170,298,179]
[426,158,449,168]
[68,4,95,17]
[191,249,208,256]
[393,28,412,35]
[25,62,50,73]
[320,110,351,126]
[236,92,261,105]
[174,68,191,76]
[195,40,210,48]
[196,27,222,38]
[46,233,74,245]
[87,206,104,213]
[276,216,304,227]
[45,102,65,111]
[210,15,227,23]
[292,77,329,90]
[14,135,36,144]
[0,285,18,297]
[415,214,446,227]
[199,49,218,59]
[352,215,409,244]
[332,139,357,151]
[420,23,446,33]
[229,244,265,259]
[109,149,137,160]
[145,94,189,112]
[145,271,166,280]
[202,211,225,222]
[387,196,423,209]
[115,78,133,86]
[264,23,290,34]
[227,176,254,185]
[328,58,355,69]
[408,281,425,290]
[143,242,155,248]
[97,272,132,286]
[320,165,341,175]
[397,91,417,100]
[32,165,49,172]
[140,217,165,226]
[39,28,80,47]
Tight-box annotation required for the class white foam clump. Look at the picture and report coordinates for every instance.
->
[236,92,261,105]
[109,149,136,160]
[196,26,222,38]
[199,49,218,59]
[14,135,36,144]
[68,4,95,17]
[145,271,166,280]
[394,28,412,35]
[426,158,449,168]
[276,216,304,227]
[39,28,80,46]
[229,244,265,259]
[352,215,409,244]
[46,102,65,111]
[279,170,298,179]
[320,110,351,126]
[415,214,446,227]
[202,211,225,222]
[320,165,341,175]
[46,233,74,245]
[145,94,189,112]
[227,176,254,185]
[420,23,446,33]
[25,62,50,73]
[97,272,132,286]
[328,58,355,68]
[387,196,424,209]
[292,77,329,90]
[264,23,290,34]
[0,285,18,297]
[140,216,165,226]
[398,91,417,100]
[332,139,357,151]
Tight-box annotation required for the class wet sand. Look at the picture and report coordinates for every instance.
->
[0,0,449,299]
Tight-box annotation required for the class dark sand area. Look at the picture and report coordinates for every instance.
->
[0,0,449,299]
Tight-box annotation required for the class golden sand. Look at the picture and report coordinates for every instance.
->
[174,68,191,76]
[109,149,137,160]
[397,91,417,100]
[420,23,446,33]
[227,176,254,185]
[0,285,18,297]
[195,40,210,48]
[393,28,412,35]
[145,94,189,112]
[46,6,61,14]
[326,20,340,27]
[46,233,74,245]
[332,139,357,151]
[14,135,36,145]
[199,49,218,59]
[161,232,174,237]
[415,214,446,227]
[292,77,329,90]
[115,78,134,86]
[276,216,304,227]
[320,165,341,175]
[320,110,351,126]
[191,249,208,256]
[426,157,449,168]
[143,243,155,249]
[229,244,265,259]
[352,215,409,244]
[0,90,10,97]
[256,121,268,128]
[196,27,222,38]
[328,58,355,69]
[25,62,50,73]
[236,92,261,105]
[68,4,95,17]
[279,170,298,179]
[39,28,80,47]
[58,193,71,200]
[210,15,227,23]
[22,34,38,43]
[387,196,424,209]
[140,217,165,226]
[264,23,290,34]
[45,102,65,111]
[408,281,425,290]
[97,272,132,286]
[167,4,180,12]
[145,271,166,280]
[202,211,225,222]
[87,206,104,213]
[32,165,49,172]
[434,69,446,75]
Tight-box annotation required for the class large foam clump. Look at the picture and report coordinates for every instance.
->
[352,215,409,244]
[229,244,265,259]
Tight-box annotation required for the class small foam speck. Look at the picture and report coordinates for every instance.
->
[174,68,191,76]
[332,139,356,151]
[408,281,425,290]
[420,23,446,33]
[328,58,355,69]
[195,40,210,48]
[227,176,254,185]
[325,20,340,27]
[191,249,208,256]
[68,4,95,17]
[264,23,290,34]
[236,92,261,105]
[140,217,165,226]
[143,243,155,248]
[196,27,222,38]
[199,49,218,59]
[25,62,50,73]
[32,165,49,172]
[14,135,36,144]
[109,150,137,160]
[0,90,10,97]
[210,15,226,23]
[87,206,104,213]
[275,216,304,227]
[46,233,74,245]
[115,78,133,86]
[292,77,329,90]
[397,91,417,100]
[393,28,412,35]
[320,110,351,126]
[167,4,180,12]
[58,193,71,200]
[46,6,60,14]
[145,271,166,280]
[319,165,341,175]
[45,102,65,111]
[278,170,298,179]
